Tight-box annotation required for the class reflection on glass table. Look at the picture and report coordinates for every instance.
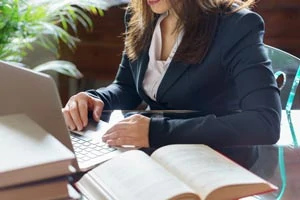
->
[277,110,300,146]
[237,145,300,200]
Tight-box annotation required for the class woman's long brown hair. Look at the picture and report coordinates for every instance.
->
[125,0,255,64]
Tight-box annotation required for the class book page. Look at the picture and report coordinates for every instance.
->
[77,150,199,200]
[151,144,276,200]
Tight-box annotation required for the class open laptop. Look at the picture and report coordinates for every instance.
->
[0,61,125,171]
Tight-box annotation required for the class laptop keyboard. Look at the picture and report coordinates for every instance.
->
[70,135,116,163]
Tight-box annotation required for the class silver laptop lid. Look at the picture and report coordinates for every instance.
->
[0,61,79,169]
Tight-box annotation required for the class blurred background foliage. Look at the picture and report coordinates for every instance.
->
[0,0,109,78]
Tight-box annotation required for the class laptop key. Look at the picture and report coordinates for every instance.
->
[71,134,117,163]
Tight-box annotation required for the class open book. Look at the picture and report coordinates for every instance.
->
[76,144,277,200]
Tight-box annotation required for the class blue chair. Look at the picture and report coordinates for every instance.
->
[265,45,300,200]
[265,45,300,146]
[266,45,300,108]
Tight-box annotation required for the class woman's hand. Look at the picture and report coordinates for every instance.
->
[62,92,104,131]
[102,114,150,148]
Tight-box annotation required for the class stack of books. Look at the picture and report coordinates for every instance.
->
[0,114,80,200]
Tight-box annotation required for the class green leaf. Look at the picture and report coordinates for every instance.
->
[0,0,108,64]
[32,60,83,79]
[71,7,94,31]
[60,14,68,31]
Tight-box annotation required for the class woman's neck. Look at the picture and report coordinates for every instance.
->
[159,11,181,61]
[161,11,179,35]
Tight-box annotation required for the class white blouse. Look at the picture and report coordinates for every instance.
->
[143,13,184,101]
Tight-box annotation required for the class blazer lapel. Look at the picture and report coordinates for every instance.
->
[136,51,167,108]
[156,61,190,100]
[134,48,191,103]
[136,15,159,97]
[136,50,151,98]
[135,52,191,108]
[156,14,220,101]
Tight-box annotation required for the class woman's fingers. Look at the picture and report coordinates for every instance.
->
[77,99,88,127]
[102,114,150,148]
[62,107,76,130]
[89,98,104,122]
[62,92,104,131]
[68,100,84,130]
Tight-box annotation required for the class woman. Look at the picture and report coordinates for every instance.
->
[62,0,281,148]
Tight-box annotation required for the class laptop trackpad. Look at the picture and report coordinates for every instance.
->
[71,120,108,141]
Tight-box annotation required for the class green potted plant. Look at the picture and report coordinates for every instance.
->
[0,0,110,78]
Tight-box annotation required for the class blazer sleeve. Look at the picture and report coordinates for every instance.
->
[149,11,282,148]
[86,9,143,110]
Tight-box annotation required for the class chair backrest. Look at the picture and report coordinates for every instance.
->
[265,46,300,198]
[265,45,300,109]
[266,45,300,147]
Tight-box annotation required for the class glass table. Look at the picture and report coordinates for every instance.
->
[77,109,300,200]
[238,145,300,200]
[240,110,300,200]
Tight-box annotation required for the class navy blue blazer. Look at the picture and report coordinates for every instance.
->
[87,8,281,148]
